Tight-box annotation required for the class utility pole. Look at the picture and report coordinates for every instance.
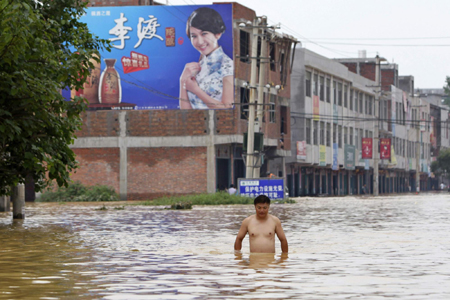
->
[416,123,420,193]
[12,184,25,219]
[254,16,268,179]
[373,55,380,196]
[245,18,259,179]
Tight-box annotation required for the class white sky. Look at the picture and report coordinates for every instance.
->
[167,0,450,89]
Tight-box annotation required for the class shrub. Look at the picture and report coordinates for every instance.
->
[37,181,119,202]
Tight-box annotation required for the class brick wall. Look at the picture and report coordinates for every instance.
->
[127,110,210,136]
[77,111,120,137]
[381,69,396,91]
[360,63,376,81]
[71,148,120,192]
[127,147,207,199]
[345,63,357,74]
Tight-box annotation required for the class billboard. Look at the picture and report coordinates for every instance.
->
[313,95,320,121]
[296,141,306,160]
[344,144,355,170]
[319,145,326,166]
[63,5,234,110]
[332,143,338,170]
[238,178,286,200]
[380,138,391,159]
[362,138,372,159]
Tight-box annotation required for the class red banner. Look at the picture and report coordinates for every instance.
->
[362,138,372,159]
[380,138,391,159]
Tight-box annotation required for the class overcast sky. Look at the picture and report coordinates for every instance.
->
[167,0,450,89]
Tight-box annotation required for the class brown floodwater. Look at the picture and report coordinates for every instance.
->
[1,193,450,299]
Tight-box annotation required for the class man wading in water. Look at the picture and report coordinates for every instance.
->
[234,195,288,253]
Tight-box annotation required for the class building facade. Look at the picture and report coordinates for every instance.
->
[69,1,296,199]
[287,49,434,196]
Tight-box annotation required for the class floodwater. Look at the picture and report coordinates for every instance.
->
[1,194,450,299]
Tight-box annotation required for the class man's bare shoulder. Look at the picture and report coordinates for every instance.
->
[269,214,281,223]
[242,215,256,224]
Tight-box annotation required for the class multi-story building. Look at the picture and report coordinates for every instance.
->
[288,49,378,196]
[415,88,450,188]
[288,49,433,196]
[68,1,296,199]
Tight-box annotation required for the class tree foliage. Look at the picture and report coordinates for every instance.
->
[0,0,109,195]
[443,76,450,107]
[435,148,450,177]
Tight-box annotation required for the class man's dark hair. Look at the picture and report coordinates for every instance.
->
[254,195,270,206]
[230,184,234,188]
[186,7,226,37]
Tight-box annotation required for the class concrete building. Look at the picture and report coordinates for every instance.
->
[68,1,297,199]
[287,48,433,196]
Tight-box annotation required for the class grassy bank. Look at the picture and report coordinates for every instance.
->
[135,192,254,207]
[135,192,295,208]
[37,182,120,202]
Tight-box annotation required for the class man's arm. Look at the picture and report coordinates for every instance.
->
[275,217,288,253]
[234,218,249,251]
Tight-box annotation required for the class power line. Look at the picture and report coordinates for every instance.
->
[301,41,450,47]
[303,36,450,41]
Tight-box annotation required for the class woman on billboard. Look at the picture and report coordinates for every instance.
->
[179,7,234,109]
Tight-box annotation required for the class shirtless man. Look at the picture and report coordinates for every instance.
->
[234,195,288,253]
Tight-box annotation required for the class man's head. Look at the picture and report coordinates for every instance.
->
[230,184,234,188]
[254,195,270,218]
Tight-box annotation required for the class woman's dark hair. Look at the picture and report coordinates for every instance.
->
[254,195,271,206]
[186,7,226,37]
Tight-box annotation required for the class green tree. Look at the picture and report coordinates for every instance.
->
[0,0,109,195]
[432,148,450,178]
[443,76,450,106]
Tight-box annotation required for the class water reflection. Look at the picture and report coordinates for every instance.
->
[0,194,450,299]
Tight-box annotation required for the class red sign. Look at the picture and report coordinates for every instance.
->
[121,51,149,74]
[362,138,372,159]
[380,138,391,159]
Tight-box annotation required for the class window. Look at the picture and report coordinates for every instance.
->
[365,94,369,115]
[333,124,337,144]
[369,96,373,115]
[338,125,342,148]
[344,127,348,145]
[326,78,331,103]
[240,87,249,119]
[305,71,311,97]
[270,42,276,71]
[313,121,318,145]
[239,30,249,63]
[350,127,353,145]
[359,93,364,113]
[306,119,311,144]
[313,74,318,96]
[269,94,276,123]
[355,91,359,112]
[355,128,359,149]
[344,85,348,108]
[326,123,331,146]
[333,81,337,104]
[338,83,342,106]
[320,76,325,101]
[320,121,325,145]
[349,89,353,110]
